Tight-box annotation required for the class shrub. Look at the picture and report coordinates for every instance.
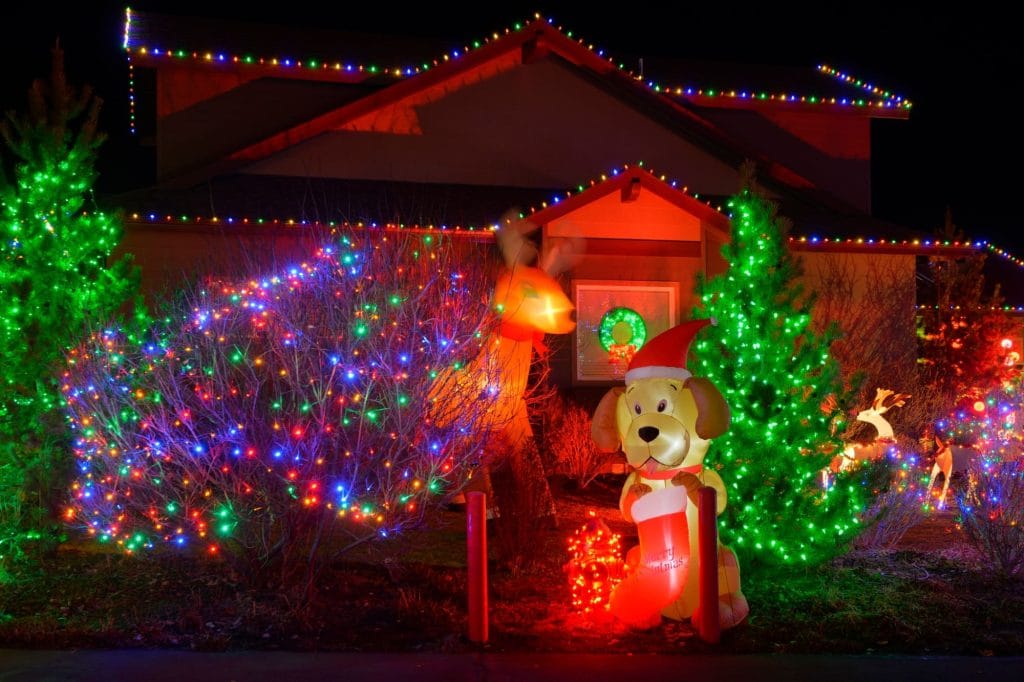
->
[544,395,615,489]
[61,231,502,595]
[854,483,928,551]
[956,459,1024,578]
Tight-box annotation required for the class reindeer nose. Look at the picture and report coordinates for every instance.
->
[638,426,659,443]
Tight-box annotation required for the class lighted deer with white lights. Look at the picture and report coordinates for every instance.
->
[926,434,978,509]
[429,212,578,495]
[822,389,911,486]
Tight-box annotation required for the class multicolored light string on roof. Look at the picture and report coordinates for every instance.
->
[792,236,1024,276]
[120,183,1024,279]
[121,8,910,135]
[789,235,986,250]
[522,162,726,218]
[817,64,911,107]
[125,212,497,234]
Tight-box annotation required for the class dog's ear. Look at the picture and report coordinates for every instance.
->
[592,387,624,452]
[685,377,730,439]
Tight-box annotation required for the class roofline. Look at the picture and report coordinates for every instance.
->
[125,9,910,118]
[121,209,1024,268]
[158,18,841,200]
[120,213,1001,259]
[787,236,983,257]
[224,20,616,163]
[525,165,730,232]
[136,13,908,185]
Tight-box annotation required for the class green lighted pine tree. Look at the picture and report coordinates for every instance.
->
[692,189,866,566]
[0,45,139,543]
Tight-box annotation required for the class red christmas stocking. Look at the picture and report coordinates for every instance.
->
[609,486,690,628]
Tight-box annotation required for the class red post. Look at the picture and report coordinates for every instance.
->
[466,491,488,643]
[697,486,720,644]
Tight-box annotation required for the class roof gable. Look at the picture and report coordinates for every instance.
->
[526,165,729,238]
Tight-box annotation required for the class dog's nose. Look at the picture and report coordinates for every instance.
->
[638,426,659,443]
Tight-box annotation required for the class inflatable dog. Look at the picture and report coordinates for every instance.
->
[592,319,748,629]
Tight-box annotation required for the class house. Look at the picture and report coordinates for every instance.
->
[113,8,1023,389]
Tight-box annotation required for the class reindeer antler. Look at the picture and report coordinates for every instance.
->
[871,388,911,413]
[495,209,538,269]
[539,235,585,276]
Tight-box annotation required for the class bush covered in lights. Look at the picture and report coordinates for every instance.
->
[61,231,501,588]
[957,459,1024,578]
[936,376,1024,460]
[693,189,868,567]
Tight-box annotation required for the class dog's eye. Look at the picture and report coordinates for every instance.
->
[634,403,642,415]
[657,399,667,413]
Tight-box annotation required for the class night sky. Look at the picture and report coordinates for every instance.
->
[2,2,1022,254]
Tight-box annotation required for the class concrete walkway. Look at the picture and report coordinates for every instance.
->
[1,650,1022,682]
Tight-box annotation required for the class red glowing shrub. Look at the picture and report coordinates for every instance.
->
[565,512,624,613]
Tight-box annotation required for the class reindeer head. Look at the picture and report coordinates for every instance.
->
[856,388,911,422]
[493,211,577,335]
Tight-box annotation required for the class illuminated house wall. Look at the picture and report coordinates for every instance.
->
[117,10,975,386]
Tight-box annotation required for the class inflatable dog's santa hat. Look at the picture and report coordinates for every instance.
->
[625,318,715,384]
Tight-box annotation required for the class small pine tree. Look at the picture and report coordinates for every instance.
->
[0,45,139,545]
[692,188,867,566]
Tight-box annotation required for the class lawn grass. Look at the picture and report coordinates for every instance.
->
[2,479,1022,654]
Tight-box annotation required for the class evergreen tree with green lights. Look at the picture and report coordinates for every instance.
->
[692,186,866,567]
[0,45,139,550]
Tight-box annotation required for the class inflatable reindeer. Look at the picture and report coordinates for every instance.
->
[592,319,748,630]
[429,213,577,491]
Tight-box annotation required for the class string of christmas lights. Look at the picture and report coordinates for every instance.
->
[918,304,1024,313]
[123,9,137,134]
[523,162,726,218]
[565,512,624,614]
[121,163,727,233]
[62,230,502,558]
[817,64,910,105]
[789,235,986,250]
[118,166,1024,279]
[935,376,1024,463]
[124,213,497,234]
[121,7,908,140]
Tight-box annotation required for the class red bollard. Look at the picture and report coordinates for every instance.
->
[466,491,488,644]
[697,486,720,644]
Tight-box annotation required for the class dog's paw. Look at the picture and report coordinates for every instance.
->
[670,471,701,492]
[628,482,653,498]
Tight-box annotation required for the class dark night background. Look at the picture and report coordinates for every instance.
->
[2,3,1021,253]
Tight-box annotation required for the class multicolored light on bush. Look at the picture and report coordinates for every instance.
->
[935,380,1024,462]
[62,230,500,556]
